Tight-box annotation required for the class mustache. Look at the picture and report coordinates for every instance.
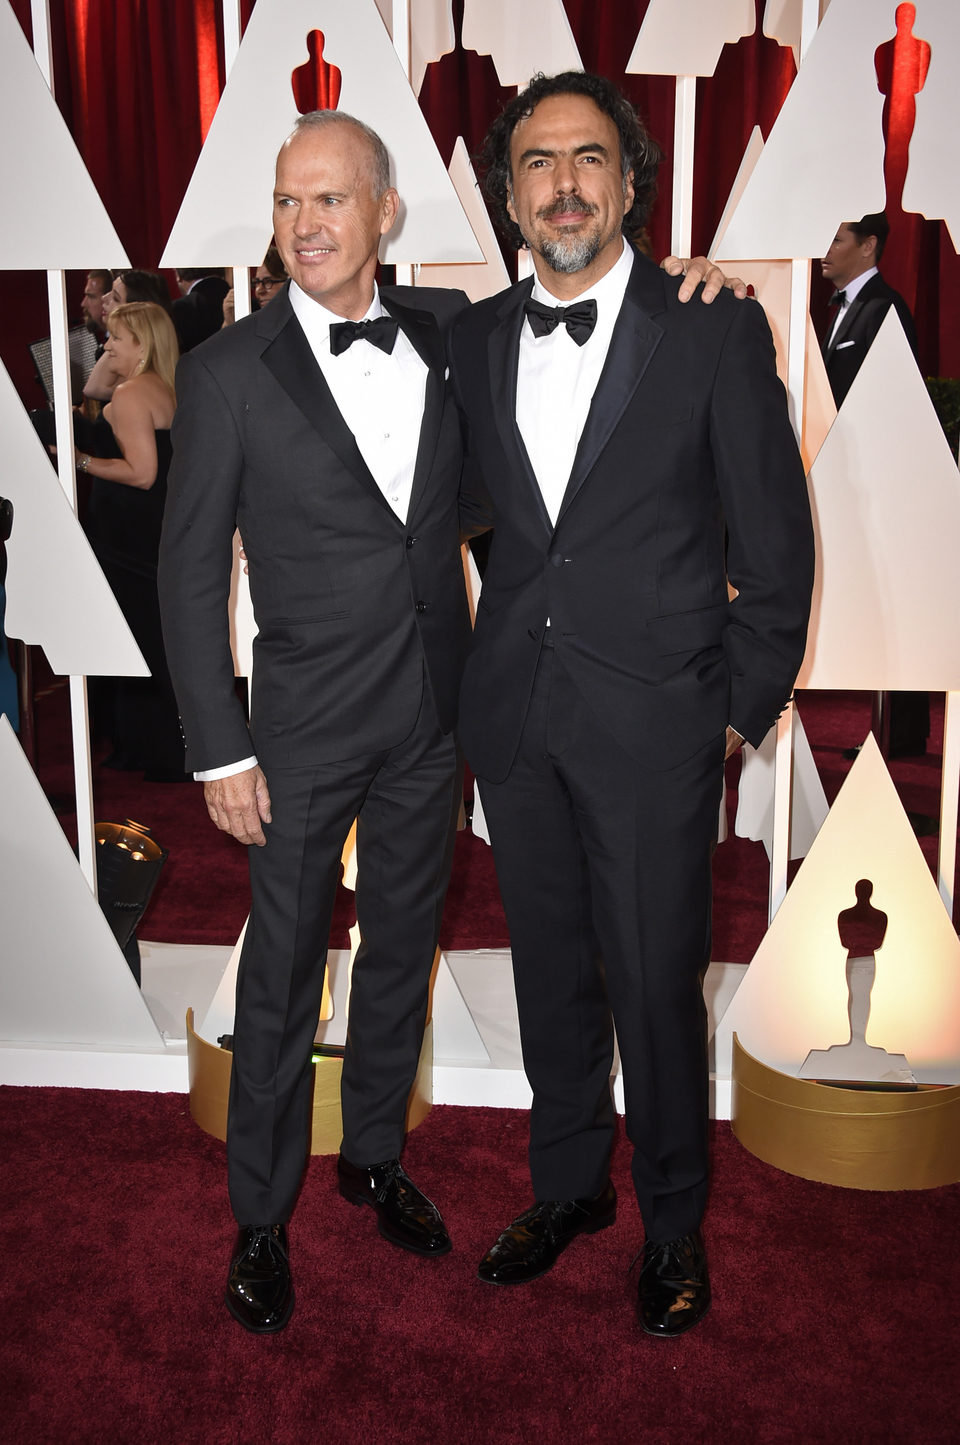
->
[537,195,598,221]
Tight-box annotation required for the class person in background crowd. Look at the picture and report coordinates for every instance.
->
[172,267,230,351]
[86,271,176,403]
[73,302,186,781]
[80,270,113,338]
[222,246,289,327]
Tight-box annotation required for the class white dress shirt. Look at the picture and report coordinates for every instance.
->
[197,282,428,782]
[516,238,633,526]
[826,265,877,347]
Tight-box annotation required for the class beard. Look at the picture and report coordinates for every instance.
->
[528,195,603,275]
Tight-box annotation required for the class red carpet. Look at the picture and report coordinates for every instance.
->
[28,673,960,958]
[3,1086,958,1443]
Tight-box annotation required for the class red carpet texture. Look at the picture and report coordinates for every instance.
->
[3,1087,958,1444]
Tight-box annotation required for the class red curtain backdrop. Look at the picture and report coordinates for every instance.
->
[3,0,959,408]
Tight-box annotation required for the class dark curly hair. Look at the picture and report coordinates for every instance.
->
[478,71,663,252]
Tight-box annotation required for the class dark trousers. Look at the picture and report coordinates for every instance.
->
[478,644,724,1242]
[227,688,462,1227]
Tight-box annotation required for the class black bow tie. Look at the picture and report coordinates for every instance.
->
[828,289,847,307]
[524,297,598,346]
[329,315,399,357]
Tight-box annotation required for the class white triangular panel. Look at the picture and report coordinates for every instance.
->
[710,126,766,258]
[802,314,837,472]
[0,359,147,677]
[798,311,960,690]
[0,717,164,1048]
[461,0,582,87]
[419,138,510,301]
[735,711,828,861]
[719,0,889,260]
[762,0,832,63]
[721,735,960,1082]
[374,0,455,95]
[161,0,481,269]
[0,3,128,268]
[901,5,960,251]
[626,0,755,77]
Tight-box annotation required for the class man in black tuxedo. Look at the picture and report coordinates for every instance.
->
[159,112,472,1333]
[450,72,814,1337]
[821,212,927,757]
[820,211,917,408]
[171,267,231,351]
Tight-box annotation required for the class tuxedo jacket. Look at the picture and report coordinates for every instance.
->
[822,272,918,408]
[158,284,471,774]
[450,249,815,783]
[171,275,231,353]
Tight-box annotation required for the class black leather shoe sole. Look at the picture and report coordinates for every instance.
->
[338,1181,452,1257]
[224,1283,295,1334]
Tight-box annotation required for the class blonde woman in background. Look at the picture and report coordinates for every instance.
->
[74,302,186,780]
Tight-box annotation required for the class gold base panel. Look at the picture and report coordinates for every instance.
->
[732,1034,960,1190]
[186,1008,432,1156]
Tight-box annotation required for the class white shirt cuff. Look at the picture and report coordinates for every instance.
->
[194,756,258,782]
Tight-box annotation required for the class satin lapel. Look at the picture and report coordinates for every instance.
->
[383,295,445,521]
[258,300,386,515]
[826,296,862,356]
[488,280,553,538]
[556,254,665,526]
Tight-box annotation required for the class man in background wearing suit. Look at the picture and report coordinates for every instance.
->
[820,211,917,408]
[821,211,927,757]
[159,111,472,1334]
[450,72,815,1338]
[171,267,231,351]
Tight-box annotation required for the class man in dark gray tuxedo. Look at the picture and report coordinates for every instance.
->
[450,72,815,1337]
[159,111,471,1334]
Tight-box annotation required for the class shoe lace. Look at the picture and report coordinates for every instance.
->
[372,1160,405,1203]
[243,1225,288,1261]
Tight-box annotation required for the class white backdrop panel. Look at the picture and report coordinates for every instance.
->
[0,359,147,677]
[718,0,890,261]
[901,4,960,250]
[373,0,455,95]
[627,0,755,77]
[161,0,480,268]
[0,2,127,269]
[419,138,511,300]
[720,735,960,1082]
[0,717,163,1048]
[798,311,960,690]
[461,0,582,86]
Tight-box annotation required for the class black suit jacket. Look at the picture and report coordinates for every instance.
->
[450,249,815,783]
[158,284,471,773]
[171,275,231,353]
[822,271,918,407]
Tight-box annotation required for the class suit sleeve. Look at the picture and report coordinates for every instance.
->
[158,349,254,772]
[709,299,815,746]
[448,312,494,542]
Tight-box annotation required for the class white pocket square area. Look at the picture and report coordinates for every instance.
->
[836,340,857,350]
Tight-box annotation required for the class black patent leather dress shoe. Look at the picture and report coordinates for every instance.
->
[635,1228,710,1338]
[478,1181,617,1285]
[337,1155,451,1256]
[225,1223,294,1334]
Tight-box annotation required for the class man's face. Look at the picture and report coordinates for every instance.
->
[506,93,633,294]
[820,224,875,290]
[81,275,107,329]
[273,124,398,319]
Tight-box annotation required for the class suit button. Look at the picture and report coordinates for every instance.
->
[549,554,571,568]
[416,601,428,613]
[406,536,418,548]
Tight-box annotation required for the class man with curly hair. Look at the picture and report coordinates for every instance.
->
[450,72,814,1337]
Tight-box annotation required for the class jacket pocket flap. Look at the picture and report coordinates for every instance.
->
[647,601,727,655]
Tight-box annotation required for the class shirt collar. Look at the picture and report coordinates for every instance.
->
[530,236,633,315]
[288,280,384,347]
[839,267,878,305]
